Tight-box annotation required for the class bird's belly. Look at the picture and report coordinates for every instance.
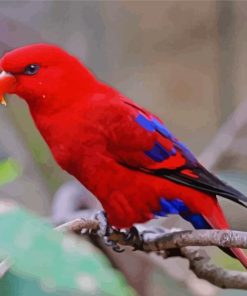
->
[74,157,160,227]
[70,154,217,228]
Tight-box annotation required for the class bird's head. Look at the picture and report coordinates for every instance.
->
[0,43,96,112]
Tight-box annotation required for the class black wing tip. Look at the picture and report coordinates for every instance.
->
[220,186,247,207]
[193,165,247,205]
[153,166,247,208]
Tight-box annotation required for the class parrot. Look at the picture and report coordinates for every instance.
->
[0,43,247,267]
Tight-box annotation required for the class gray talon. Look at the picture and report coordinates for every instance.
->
[139,227,168,243]
[93,210,109,237]
[103,237,115,247]
[103,232,125,253]
[92,211,125,252]
[112,244,125,253]
[123,226,139,241]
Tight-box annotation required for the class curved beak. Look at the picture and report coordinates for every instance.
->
[0,71,16,106]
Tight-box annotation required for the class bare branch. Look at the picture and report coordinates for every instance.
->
[57,218,247,250]
[141,229,247,251]
[57,218,247,290]
[181,247,247,289]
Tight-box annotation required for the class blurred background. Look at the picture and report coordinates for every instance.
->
[1,1,247,295]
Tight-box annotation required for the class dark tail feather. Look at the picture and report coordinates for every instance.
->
[159,164,247,207]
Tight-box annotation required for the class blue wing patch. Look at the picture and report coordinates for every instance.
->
[135,112,197,164]
[155,197,210,230]
[135,113,176,162]
[135,113,155,132]
[151,117,174,139]
[145,142,172,162]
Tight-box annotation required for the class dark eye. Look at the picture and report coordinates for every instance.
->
[24,64,40,75]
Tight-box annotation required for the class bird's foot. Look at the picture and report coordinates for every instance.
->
[123,225,171,250]
[122,226,140,242]
[91,210,110,237]
[110,226,168,250]
[89,210,125,253]
[138,226,168,242]
[103,236,125,253]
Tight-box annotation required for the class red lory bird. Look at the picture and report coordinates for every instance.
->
[0,44,247,266]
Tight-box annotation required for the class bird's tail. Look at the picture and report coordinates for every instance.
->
[203,203,247,269]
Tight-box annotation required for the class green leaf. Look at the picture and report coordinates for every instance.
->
[0,205,135,296]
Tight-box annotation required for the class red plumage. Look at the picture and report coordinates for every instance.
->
[1,44,247,268]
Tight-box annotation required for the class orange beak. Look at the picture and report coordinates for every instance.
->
[0,71,16,106]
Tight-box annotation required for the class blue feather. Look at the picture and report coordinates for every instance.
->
[135,112,197,164]
[151,117,174,139]
[145,142,171,162]
[182,213,211,229]
[155,197,211,230]
[155,198,186,216]
[135,113,155,132]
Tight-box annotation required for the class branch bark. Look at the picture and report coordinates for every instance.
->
[56,218,247,290]
[181,247,247,289]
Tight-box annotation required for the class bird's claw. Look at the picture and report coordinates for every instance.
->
[90,210,110,237]
[122,226,139,242]
[139,227,167,242]
[81,213,171,253]
[89,210,125,253]
[112,244,125,253]
[103,236,125,253]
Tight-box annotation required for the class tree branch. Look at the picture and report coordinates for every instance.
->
[56,218,247,290]
[181,247,247,289]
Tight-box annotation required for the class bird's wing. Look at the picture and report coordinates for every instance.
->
[105,96,247,206]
